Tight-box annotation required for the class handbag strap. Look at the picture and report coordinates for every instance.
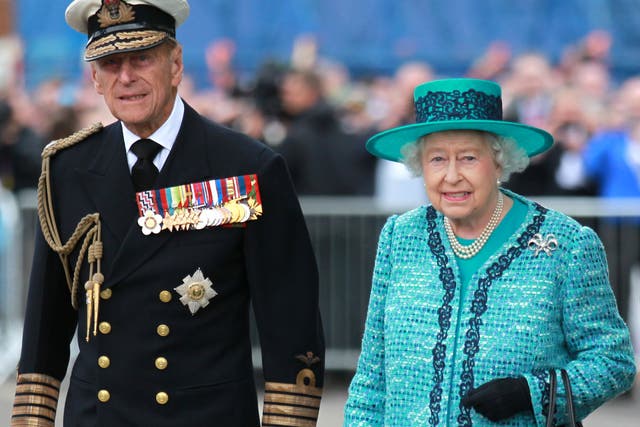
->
[546,369,558,427]
[560,369,580,427]
[545,369,581,427]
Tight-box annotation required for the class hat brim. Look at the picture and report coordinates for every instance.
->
[85,30,169,61]
[366,120,554,162]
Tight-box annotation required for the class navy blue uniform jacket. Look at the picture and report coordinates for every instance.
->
[13,102,325,427]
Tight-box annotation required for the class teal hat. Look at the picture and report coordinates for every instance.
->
[366,78,554,162]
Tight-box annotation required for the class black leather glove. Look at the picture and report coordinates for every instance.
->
[461,377,533,421]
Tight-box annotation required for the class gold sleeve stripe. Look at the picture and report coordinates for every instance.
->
[14,384,59,400]
[12,374,59,426]
[16,374,61,391]
[12,395,57,409]
[263,403,319,418]
[263,378,322,425]
[261,415,318,427]
[264,381,323,397]
[12,405,56,420]
[11,407,56,427]
[264,392,320,409]
[10,417,55,427]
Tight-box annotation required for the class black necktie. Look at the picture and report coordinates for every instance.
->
[131,139,162,191]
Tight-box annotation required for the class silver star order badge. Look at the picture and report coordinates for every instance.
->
[174,268,217,315]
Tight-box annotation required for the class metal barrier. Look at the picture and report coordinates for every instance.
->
[3,194,640,371]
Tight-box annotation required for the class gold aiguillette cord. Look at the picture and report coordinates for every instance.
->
[36,123,107,343]
[84,228,104,342]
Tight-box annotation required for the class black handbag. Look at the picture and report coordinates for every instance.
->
[546,369,584,427]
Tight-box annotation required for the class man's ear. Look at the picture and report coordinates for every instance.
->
[90,64,104,95]
[171,45,184,88]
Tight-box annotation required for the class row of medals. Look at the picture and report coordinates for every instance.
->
[145,198,258,232]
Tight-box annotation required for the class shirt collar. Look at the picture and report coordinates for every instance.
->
[122,96,185,152]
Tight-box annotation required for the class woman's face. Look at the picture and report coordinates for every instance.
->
[421,130,502,228]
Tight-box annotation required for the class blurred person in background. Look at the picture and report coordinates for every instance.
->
[582,76,640,326]
[502,52,557,130]
[344,78,635,426]
[278,67,369,195]
[205,38,243,98]
[583,77,640,200]
[466,41,512,82]
[559,30,613,125]
[28,77,84,142]
[565,60,611,119]
[544,87,598,197]
[10,1,324,426]
[0,99,45,193]
[182,38,248,127]
[374,61,434,208]
[501,52,557,196]
[559,29,613,78]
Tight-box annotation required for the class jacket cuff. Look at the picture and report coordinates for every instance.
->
[11,373,60,427]
[262,368,323,426]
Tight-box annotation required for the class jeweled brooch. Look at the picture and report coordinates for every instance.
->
[528,233,558,257]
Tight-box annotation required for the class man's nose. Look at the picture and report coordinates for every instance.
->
[118,60,136,83]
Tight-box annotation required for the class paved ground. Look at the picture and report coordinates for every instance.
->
[2,370,638,426]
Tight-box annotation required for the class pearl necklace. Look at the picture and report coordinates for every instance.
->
[443,192,504,259]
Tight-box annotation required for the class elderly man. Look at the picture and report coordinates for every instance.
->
[10,1,324,426]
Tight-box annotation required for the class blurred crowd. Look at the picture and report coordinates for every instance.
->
[0,29,639,368]
[2,30,640,206]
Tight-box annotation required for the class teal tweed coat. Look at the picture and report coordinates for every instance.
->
[344,192,636,426]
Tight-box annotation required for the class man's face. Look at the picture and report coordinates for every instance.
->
[91,42,183,137]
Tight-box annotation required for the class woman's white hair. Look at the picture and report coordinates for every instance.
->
[400,131,529,182]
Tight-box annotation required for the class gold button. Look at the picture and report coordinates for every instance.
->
[98,390,110,402]
[99,322,112,335]
[155,357,168,370]
[98,356,111,369]
[159,290,172,303]
[156,392,169,405]
[157,324,170,337]
[100,289,112,300]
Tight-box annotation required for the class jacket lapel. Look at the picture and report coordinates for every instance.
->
[78,123,136,245]
[155,103,212,188]
[105,103,212,287]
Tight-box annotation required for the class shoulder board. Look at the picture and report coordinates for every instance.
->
[42,122,104,159]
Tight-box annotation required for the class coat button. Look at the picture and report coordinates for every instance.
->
[157,324,170,337]
[98,356,111,369]
[156,392,169,405]
[98,390,110,402]
[155,357,168,370]
[99,322,112,334]
[100,289,112,300]
[159,290,172,303]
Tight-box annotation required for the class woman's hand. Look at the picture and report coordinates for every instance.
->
[461,377,533,421]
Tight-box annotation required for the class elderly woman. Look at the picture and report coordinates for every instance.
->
[343,78,636,426]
